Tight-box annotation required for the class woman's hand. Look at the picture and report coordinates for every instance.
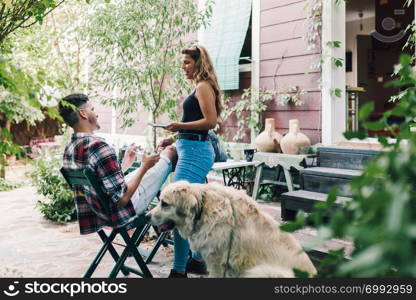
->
[165,122,182,132]
[156,137,174,151]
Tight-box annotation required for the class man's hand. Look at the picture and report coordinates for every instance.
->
[140,152,160,171]
[121,143,141,173]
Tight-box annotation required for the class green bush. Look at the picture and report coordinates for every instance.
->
[0,178,23,191]
[281,54,416,277]
[31,152,76,223]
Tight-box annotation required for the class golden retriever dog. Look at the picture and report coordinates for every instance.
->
[147,180,317,278]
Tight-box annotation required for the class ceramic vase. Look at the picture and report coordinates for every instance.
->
[280,119,311,154]
[255,118,282,152]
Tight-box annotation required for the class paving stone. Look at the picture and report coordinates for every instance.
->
[0,185,353,278]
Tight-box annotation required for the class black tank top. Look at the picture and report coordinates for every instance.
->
[180,91,208,135]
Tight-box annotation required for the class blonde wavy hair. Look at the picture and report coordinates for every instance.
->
[182,45,223,118]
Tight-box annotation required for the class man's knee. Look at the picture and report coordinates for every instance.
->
[161,146,178,165]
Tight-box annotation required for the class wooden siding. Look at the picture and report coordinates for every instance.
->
[260,19,306,43]
[259,0,322,145]
[261,1,307,27]
[218,71,252,143]
[261,72,321,92]
[261,0,306,11]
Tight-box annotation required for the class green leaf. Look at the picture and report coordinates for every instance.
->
[332,57,344,67]
[1,128,13,141]
[391,104,407,116]
[280,221,303,232]
[363,120,385,131]
[343,130,367,140]
[377,135,390,147]
[399,54,412,66]
[327,41,341,48]
[359,102,375,120]
[330,88,342,98]
[293,268,311,278]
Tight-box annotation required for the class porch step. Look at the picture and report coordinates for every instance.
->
[280,190,351,221]
[318,147,380,170]
[301,167,362,197]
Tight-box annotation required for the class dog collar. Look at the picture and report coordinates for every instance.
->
[223,199,237,278]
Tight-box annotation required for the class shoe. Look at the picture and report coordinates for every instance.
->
[186,258,208,275]
[168,269,187,278]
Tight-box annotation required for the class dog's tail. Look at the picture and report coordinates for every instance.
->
[243,264,295,278]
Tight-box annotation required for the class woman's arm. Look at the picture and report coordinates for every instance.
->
[166,82,217,132]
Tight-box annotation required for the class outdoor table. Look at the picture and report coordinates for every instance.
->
[251,152,315,200]
[211,160,258,189]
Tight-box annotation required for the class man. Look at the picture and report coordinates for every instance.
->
[59,93,177,235]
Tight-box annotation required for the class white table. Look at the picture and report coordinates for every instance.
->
[252,152,315,200]
[211,160,257,189]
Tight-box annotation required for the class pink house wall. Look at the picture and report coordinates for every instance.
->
[91,90,150,136]
[259,0,322,144]
[218,71,252,143]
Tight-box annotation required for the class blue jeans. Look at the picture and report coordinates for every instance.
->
[172,138,215,271]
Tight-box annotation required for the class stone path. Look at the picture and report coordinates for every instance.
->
[0,186,178,278]
[0,163,353,278]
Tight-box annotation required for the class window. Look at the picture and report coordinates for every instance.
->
[199,0,252,90]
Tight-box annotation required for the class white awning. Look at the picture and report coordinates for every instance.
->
[200,0,252,91]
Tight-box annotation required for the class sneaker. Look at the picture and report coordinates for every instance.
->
[186,258,208,275]
[168,269,187,278]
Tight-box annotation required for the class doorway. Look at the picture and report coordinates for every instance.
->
[345,0,414,136]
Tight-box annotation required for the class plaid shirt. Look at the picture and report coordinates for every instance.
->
[63,133,137,235]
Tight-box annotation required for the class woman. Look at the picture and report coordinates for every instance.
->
[157,45,222,277]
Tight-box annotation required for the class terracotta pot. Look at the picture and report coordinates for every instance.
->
[280,119,311,154]
[255,118,282,152]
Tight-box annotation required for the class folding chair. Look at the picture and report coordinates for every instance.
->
[60,167,153,278]
[123,161,173,264]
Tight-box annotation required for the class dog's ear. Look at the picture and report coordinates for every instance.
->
[189,188,205,217]
[174,183,203,217]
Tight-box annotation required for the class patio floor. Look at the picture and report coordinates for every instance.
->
[0,163,353,278]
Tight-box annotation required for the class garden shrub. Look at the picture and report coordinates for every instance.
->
[281,54,416,277]
[31,150,76,223]
[0,178,23,191]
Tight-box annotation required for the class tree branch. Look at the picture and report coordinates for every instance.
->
[117,44,147,109]
[156,2,173,114]
[138,31,157,111]
[50,11,73,86]
[0,0,67,44]
[272,49,288,92]
[20,0,67,29]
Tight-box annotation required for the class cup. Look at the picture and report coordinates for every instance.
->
[244,149,256,162]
